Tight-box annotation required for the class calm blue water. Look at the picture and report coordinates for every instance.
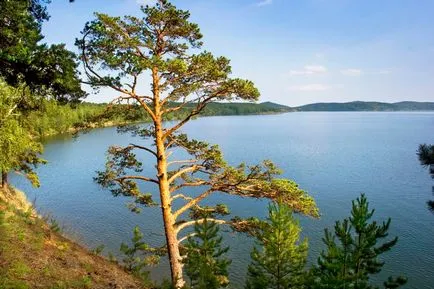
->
[11,112,434,288]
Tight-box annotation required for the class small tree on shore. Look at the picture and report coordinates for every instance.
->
[184,219,231,289]
[120,226,160,283]
[310,194,407,289]
[245,202,308,289]
[77,1,318,287]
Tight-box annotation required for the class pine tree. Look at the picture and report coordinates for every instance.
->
[311,194,407,289]
[183,219,231,289]
[417,144,434,212]
[245,202,308,289]
[120,226,160,282]
[79,1,319,287]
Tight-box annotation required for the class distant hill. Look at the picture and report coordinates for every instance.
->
[259,101,294,111]
[197,101,294,115]
[294,101,434,111]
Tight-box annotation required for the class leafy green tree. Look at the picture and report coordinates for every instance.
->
[183,219,231,289]
[78,1,318,287]
[245,202,308,289]
[0,0,85,102]
[417,144,434,212]
[310,194,407,289]
[0,0,85,190]
[0,80,46,190]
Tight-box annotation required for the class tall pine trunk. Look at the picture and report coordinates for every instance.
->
[153,67,185,288]
[156,121,185,288]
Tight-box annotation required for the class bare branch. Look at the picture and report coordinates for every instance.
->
[178,233,197,244]
[136,95,154,101]
[5,103,18,120]
[109,95,135,105]
[168,165,203,184]
[171,193,193,202]
[166,150,174,159]
[165,137,178,150]
[163,90,228,139]
[115,175,159,184]
[129,143,158,158]
[173,189,214,220]
[175,218,228,234]
[163,102,206,139]
[131,74,138,95]
[170,180,209,194]
[167,159,197,167]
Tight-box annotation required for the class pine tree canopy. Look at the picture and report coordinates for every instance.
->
[245,202,308,289]
[311,194,407,289]
[184,219,231,289]
[417,144,434,212]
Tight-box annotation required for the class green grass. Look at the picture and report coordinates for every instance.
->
[0,192,145,289]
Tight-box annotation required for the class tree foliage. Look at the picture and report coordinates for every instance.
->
[183,219,231,289]
[120,226,160,283]
[0,80,46,189]
[0,0,85,190]
[0,0,85,102]
[245,202,308,289]
[310,194,407,289]
[78,1,318,287]
[417,144,434,212]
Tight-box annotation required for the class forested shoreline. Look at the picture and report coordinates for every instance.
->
[295,101,434,111]
[24,100,292,137]
[29,99,434,138]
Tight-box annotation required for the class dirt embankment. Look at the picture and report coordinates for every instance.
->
[0,188,146,289]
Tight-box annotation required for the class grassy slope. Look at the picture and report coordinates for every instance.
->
[0,188,145,289]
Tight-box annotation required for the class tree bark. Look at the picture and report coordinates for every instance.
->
[1,171,8,190]
[152,67,185,288]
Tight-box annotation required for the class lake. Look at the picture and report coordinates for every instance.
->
[11,112,434,288]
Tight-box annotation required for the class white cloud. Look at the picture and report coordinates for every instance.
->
[287,84,332,91]
[374,69,391,75]
[341,69,363,76]
[255,0,272,7]
[136,0,156,6]
[288,65,327,76]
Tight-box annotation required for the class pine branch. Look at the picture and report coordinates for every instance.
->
[128,143,158,158]
[173,189,214,219]
[163,90,228,139]
[175,218,227,234]
[168,164,204,184]
[167,159,198,167]
[171,193,193,202]
[178,232,197,244]
[80,33,157,122]
[170,180,209,194]
[114,175,159,184]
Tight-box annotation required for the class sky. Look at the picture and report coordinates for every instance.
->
[41,0,434,106]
